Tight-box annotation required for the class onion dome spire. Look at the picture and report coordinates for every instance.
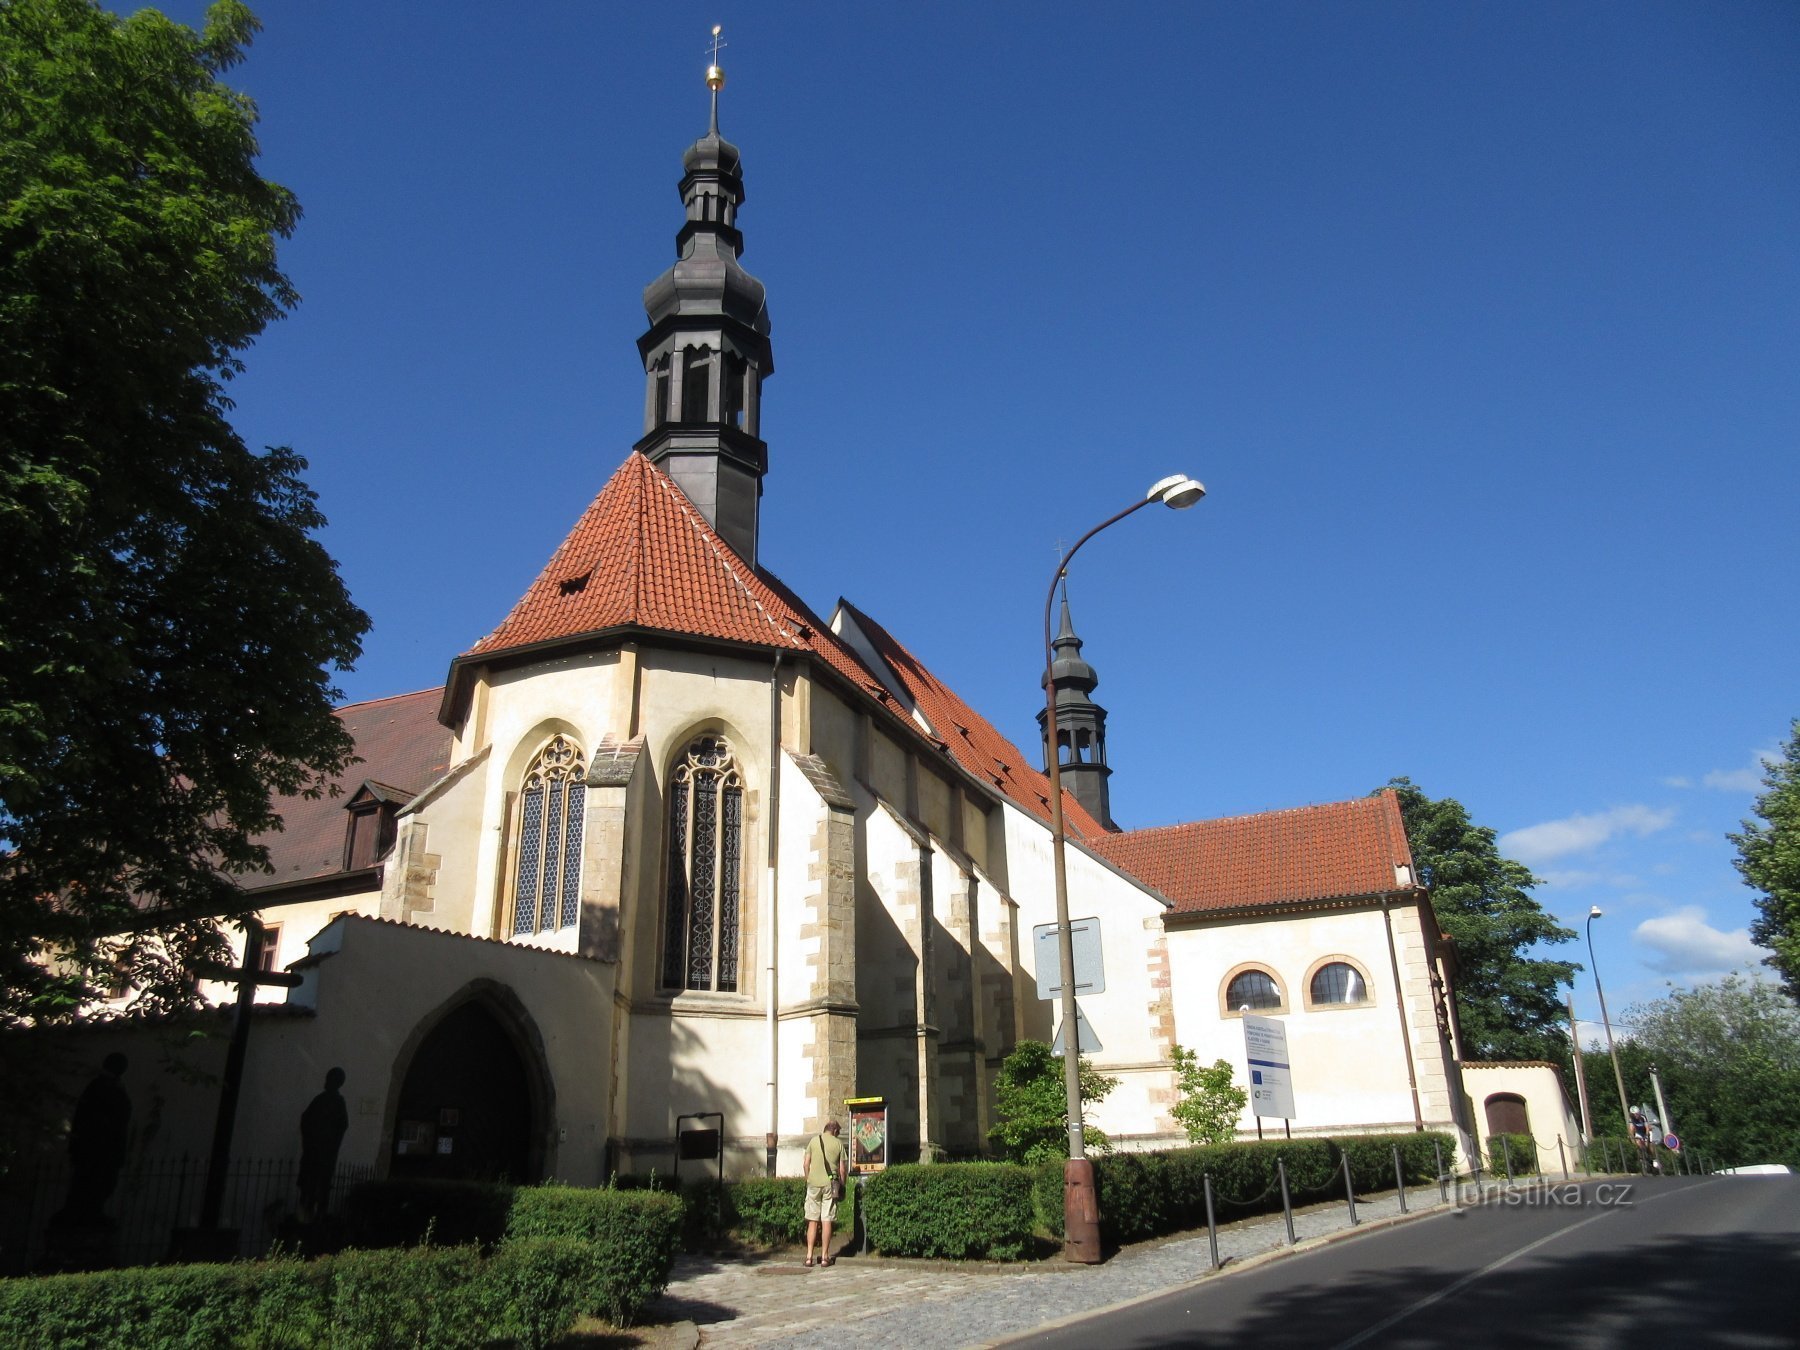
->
[634,25,774,564]
[1037,587,1117,830]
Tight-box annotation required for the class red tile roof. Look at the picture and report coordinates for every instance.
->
[837,601,1108,841]
[1088,790,1416,914]
[457,452,1105,838]
[248,689,451,888]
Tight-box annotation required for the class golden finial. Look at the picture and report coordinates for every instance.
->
[705,25,727,91]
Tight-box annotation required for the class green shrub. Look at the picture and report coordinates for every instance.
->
[342,1177,514,1250]
[466,1238,593,1349]
[988,1041,1118,1164]
[505,1186,683,1325]
[1485,1133,1540,1176]
[0,1262,249,1349]
[863,1162,1035,1259]
[1334,1131,1456,1191]
[326,1244,487,1350]
[239,1256,332,1350]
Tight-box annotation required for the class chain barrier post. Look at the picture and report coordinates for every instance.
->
[1204,1172,1220,1271]
[1277,1158,1296,1246]
[1434,1139,1447,1203]
[1392,1144,1407,1213]
[1558,1136,1569,1180]
[1342,1155,1359,1225]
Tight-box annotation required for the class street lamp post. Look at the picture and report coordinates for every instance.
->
[1043,473,1204,1263]
[1587,906,1633,1140]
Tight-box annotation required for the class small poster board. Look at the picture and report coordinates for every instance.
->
[845,1096,888,1173]
[1242,1014,1296,1120]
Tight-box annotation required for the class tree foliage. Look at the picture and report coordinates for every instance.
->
[1730,718,1800,1001]
[1571,975,1800,1169]
[1168,1046,1247,1146]
[0,0,368,1028]
[1381,778,1578,1061]
[987,1040,1117,1165]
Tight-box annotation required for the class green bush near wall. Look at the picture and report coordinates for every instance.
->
[1484,1132,1540,1175]
[610,1174,857,1252]
[1029,1132,1456,1247]
[0,1183,684,1346]
[863,1162,1036,1259]
[0,1240,598,1350]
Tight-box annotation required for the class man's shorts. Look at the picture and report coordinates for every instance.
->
[804,1183,838,1223]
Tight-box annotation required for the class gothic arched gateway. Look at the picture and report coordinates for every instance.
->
[388,988,551,1184]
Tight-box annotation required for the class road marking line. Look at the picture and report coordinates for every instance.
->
[1327,1206,1618,1349]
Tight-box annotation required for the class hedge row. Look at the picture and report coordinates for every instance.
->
[0,1240,592,1350]
[862,1163,1035,1260]
[1033,1131,1456,1246]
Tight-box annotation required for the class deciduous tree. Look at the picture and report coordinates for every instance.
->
[987,1040,1117,1165]
[1730,719,1800,1001]
[0,0,368,1030]
[1380,779,1578,1061]
[1168,1046,1247,1146]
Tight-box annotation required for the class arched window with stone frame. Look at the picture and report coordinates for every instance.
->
[510,734,587,938]
[661,733,745,992]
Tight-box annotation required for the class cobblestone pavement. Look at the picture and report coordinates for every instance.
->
[642,1182,1463,1349]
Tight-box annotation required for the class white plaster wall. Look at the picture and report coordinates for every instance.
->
[388,749,491,938]
[1465,1063,1584,1170]
[998,802,1170,1141]
[1166,908,1420,1134]
[205,887,382,1005]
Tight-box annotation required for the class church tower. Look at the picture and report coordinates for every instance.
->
[1038,593,1117,831]
[634,47,773,564]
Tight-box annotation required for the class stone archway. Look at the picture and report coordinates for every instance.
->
[387,984,553,1183]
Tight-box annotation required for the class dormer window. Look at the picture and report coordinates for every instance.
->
[343,782,404,870]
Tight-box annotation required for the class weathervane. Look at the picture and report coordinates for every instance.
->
[705,24,727,128]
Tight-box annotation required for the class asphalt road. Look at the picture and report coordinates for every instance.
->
[1007,1176,1800,1349]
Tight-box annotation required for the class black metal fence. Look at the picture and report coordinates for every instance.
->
[0,1156,372,1275]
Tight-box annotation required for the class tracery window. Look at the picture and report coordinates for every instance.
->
[1225,968,1282,1012]
[512,735,587,937]
[661,734,743,992]
[1309,961,1368,1006]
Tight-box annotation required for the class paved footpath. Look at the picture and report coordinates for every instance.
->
[642,1179,1495,1349]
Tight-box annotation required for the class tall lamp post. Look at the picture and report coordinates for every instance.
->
[1587,906,1633,1139]
[1044,473,1205,1262]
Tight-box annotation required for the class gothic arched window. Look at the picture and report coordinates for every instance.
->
[512,735,587,937]
[661,734,743,992]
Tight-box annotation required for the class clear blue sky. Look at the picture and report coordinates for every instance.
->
[140,3,1797,1034]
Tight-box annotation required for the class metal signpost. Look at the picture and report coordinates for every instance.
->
[1034,918,1105,1058]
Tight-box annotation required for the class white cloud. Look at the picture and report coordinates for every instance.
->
[1632,907,1768,979]
[1701,746,1780,793]
[1538,868,1640,891]
[1660,775,1692,789]
[1500,805,1676,865]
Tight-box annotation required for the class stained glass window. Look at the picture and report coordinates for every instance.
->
[663,734,744,991]
[512,735,586,937]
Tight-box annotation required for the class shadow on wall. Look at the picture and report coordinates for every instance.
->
[852,810,923,1163]
[627,1015,751,1181]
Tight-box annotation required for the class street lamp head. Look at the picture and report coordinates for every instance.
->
[1146,474,1205,509]
[1589,905,1604,919]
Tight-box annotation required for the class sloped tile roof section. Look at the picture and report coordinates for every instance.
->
[248,689,452,888]
[455,452,887,699]
[835,600,1108,841]
[1089,790,1416,914]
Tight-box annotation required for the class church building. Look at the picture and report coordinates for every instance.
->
[39,58,1580,1206]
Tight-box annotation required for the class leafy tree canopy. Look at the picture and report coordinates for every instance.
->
[1168,1046,1247,1146]
[0,0,368,1028]
[1381,778,1578,1062]
[1730,718,1800,1000]
[1572,975,1800,1169]
[987,1040,1117,1165]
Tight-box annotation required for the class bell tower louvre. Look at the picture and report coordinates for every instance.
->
[633,40,773,566]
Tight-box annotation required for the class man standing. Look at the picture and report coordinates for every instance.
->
[803,1119,848,1268]
[66,1052,131,1217]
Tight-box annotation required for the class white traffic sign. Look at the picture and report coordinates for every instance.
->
[1242,1014,1296,1119]
[1051,1003,1103,1057]
[1033,917,1105,1000]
